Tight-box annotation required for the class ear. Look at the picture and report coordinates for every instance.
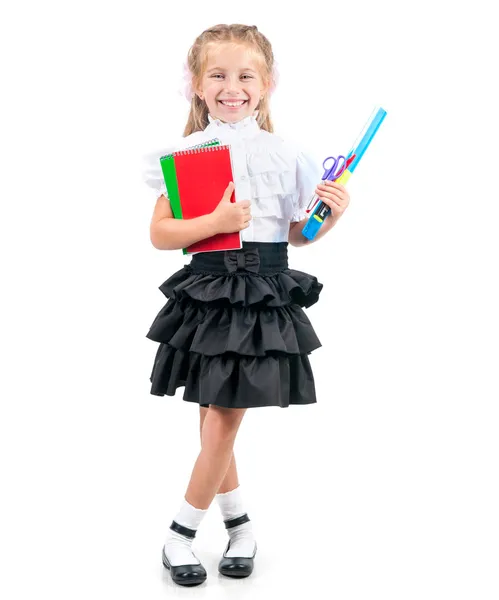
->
[193,78,204,101]
[261,79,271,97]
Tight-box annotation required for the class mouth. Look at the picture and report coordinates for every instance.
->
[218,99,248,109]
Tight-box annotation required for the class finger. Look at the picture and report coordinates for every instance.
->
[324,182,346,193]
[329,195,342,205]
[317,188,341,200]
[320,182,344,192]
[224,182,235,199]
[319,195,341,209]
[317,188,345,204]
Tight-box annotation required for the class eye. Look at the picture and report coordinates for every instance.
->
[210,74,254,79]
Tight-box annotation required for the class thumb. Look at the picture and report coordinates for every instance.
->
[223,181,234,201]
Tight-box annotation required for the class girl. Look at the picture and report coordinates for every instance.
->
[142,24,350,586]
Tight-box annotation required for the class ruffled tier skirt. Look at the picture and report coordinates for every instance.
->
[146,242,323,408]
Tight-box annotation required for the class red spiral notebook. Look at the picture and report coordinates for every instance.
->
[160,143,242,255]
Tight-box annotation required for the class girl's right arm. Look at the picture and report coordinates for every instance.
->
[150,194,218,250]
[150,183,251,251]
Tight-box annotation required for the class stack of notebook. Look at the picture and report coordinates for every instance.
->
[160,139,242,255]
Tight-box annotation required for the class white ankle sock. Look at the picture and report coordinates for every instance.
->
[164,499,208,567]
[216,485,256,558]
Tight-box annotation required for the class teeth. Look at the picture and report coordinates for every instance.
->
[220,100,246,107]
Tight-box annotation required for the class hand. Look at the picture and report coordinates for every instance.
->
[315,180,350,223]
[211,182,252,234]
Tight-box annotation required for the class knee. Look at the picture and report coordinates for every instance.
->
[202,406,246,448]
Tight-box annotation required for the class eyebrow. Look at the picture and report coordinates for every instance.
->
[206,67,257,73]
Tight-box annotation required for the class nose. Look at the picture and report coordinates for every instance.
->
[224,75,243,95]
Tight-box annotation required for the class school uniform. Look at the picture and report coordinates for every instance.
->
[142,112,324,409]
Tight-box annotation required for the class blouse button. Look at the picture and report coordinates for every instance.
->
[241,175,247,181]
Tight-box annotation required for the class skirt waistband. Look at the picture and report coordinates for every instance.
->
[189,242,289,275]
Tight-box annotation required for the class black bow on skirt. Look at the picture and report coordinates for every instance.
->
[223,247,261,273]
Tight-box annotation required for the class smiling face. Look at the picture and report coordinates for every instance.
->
[196,43,268,123]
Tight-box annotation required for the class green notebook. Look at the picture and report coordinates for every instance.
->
[160,138,220,255]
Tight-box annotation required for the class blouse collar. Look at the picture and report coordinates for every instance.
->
[206,110,260,135]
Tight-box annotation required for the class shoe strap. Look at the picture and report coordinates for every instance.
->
[170,520,197,538]
[224,513,250,529]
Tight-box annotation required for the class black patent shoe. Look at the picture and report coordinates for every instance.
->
[218,513,257,578]
[162,521,207,587]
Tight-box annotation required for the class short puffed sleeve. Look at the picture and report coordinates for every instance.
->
[141,149,169,200]
[141,132,210,200]
[291,148,323,222]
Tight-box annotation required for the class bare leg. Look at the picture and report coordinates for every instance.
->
[199,407,256,563]
[184,405,247,509]
[199,406,239,493]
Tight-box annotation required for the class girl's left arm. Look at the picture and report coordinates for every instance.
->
[288,180,350,247]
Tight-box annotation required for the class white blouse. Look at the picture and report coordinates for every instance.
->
[141,112,323,243]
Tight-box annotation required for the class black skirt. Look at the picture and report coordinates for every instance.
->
[146,241,324,409]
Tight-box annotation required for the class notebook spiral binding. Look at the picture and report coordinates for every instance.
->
[175,144,230,156]
[160,138,223,161]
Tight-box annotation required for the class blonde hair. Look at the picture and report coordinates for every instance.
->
[183,24,276,136]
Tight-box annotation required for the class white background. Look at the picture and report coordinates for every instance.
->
[1,0,498,598]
